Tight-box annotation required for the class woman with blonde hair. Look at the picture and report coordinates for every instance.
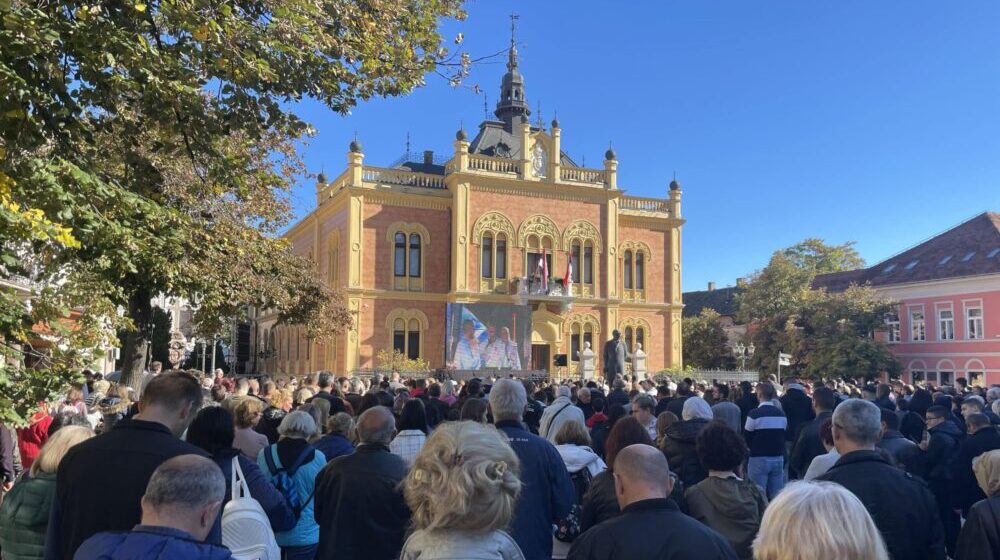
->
[955,449,1000,559]
[0,426,94,559]
[400,421,524,559]
[753,480,888,560]
[232,396,268,459]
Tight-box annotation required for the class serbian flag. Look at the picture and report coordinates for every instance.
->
[564,252,573,295]
[539,248,548,292]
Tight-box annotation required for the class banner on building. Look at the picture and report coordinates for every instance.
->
[445,303,532,371]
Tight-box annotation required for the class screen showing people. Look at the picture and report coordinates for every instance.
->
[445,303,531,371]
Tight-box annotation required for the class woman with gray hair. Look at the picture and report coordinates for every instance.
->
[257,410,326,560]
[661,396,713,488]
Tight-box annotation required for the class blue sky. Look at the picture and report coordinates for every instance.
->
[288,1,1000,291]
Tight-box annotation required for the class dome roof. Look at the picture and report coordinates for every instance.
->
[456,128,468,141]
[317,171,328,183]
[669,179,681,191]
[605,148,617,161]
[349,139,362,153]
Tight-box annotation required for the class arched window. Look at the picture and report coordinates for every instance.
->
[481,233,493,278]
[567,315,600,364]
[496,234,507,279]
[624,326,634,353]
[393,232,406,277]
[623,250,633,289]
[583,241,594,285]
[408,233,421,277]
[571,323,581,362]
[636,326,645,352]
[387,309,427,361]
[387,223,430,291]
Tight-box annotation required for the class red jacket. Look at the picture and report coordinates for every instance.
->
[16,410,52,470]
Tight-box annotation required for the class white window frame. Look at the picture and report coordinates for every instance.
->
[936,303,954,341]
[909,305,926,342]
[964,300,984,340]
[886,313,901,343]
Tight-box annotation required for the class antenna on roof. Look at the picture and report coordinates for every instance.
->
[535,101,543,128]
[405,132,411,159]
[484,94,489,119]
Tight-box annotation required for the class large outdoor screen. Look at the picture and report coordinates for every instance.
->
[445,303,532,371]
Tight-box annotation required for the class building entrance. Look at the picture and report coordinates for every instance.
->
[531,344,551,372]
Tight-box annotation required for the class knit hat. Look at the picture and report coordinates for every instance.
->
[682,396,713,421]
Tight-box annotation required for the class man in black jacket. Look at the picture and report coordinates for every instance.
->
[735,381,757,430]
[45,371,207,560]
[951,412,1000,515]
[876,408,921,475]
[779,379,815,446]
[314,406,410,560]
[818,398,946,560]
[789,387,836,479]
[920,404,963,555]
[568,444,737,560]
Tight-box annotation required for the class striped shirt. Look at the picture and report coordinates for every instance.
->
[744,402,787,458]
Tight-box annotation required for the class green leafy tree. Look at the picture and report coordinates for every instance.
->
[682,309,733,370]
[780,238,866,275]
[0,0,467,418]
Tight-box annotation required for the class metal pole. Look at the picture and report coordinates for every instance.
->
[201,339,207,373]
[210,337,216,373]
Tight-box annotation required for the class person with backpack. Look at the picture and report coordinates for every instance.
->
[185,407,295,553]
[257,410,326,560]
[552,419,606,559]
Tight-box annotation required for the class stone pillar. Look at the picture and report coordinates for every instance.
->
[347,140,364,188]
[604,149,618,190]
[519,122,532,180]
[550,120,561,182]
[632,342,647,381]
[578,341,596,381]
[453,129,470,172]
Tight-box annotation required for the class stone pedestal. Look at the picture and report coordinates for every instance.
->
[632,343,648,382]
[578,342,596,381]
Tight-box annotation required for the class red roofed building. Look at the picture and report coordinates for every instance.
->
[814,212,1000,386]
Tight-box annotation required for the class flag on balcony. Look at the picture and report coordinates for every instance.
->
[538,248,548,292]
[564,252,573,296]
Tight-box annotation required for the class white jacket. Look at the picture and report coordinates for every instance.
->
[538,396,586,444]
[555,444,606,478]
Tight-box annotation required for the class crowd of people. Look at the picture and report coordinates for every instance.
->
[1,362,999,559]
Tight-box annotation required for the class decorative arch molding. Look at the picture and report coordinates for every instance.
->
[936,359,956,371]
[619,240,652,262]
[564,312,602,336]
[964,359,986,371]
[471,212,516,245]
[908,359,927,371]
[618,316,652,333]
[518,214,561,248]
[384,308,431,331]
[562,220,603,253]
[384,222,431,245]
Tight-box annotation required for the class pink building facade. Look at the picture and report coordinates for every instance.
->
[815,213,1000,387]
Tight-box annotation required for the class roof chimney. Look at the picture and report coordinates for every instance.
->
[423,150,434,165]
[708,281,716,291]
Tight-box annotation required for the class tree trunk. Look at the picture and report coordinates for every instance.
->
[120,287,153,392]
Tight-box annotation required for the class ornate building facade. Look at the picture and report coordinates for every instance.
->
[253,42,685,377]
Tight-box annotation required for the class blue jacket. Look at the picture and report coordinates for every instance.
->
[313,434,354,463]
[257,442,326,547]
[73,525,234,559]
[206,449,296,544]
[496,420,575,560]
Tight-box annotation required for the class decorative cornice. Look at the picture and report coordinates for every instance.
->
[562,220,603,252]
[364,191,451,210]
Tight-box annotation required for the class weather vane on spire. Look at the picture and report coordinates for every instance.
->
[507,14,520,70]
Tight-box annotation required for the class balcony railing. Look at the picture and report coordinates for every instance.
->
[362,167,446,189]
[559,167,606,184]
[468,155,521,175]
[620,196,670,215]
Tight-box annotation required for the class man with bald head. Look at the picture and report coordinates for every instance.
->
[568,444,737,560]
[314,406,410,560]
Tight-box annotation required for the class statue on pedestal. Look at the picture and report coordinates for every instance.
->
[578,341,596,381]
[632,342,648,382]
[602,329,626,384]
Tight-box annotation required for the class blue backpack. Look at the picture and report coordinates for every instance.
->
[262,445,315,519]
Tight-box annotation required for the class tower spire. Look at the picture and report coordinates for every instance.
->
[494,14,529,130]
[508,13,520,71]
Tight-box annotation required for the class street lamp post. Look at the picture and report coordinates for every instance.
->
[733,342,755,371]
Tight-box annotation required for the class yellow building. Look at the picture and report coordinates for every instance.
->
[252,39,685,377]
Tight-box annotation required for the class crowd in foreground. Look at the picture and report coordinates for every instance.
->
[0,363,999,560]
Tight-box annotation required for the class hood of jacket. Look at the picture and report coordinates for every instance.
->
[691,476,762,518]
[555,444,602,473]
[665,418,710,443]
[931,419,963,440]
[98,397,129,415]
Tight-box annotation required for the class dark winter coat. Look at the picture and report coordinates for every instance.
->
[685,476,768,560]
[789,410,832,479]
[73,526,234,560]
[313,433,355,463]
[665,395,690,419]
[735,394,758,431]
[951,427,1000,513]
[589,420,611,460]
[660,418,710,487]
[899,409,926,444]
[818,450,946,560]
[924,420,963,486]
[313,443,410,560]
[568,498,737,560]
[256,407,286,445]
[44,419,208,560]
[876,430,922,475]
[779,387,815,442]
[496,420,576,560]
[0,472,56,560]
[955,495,1000,560]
